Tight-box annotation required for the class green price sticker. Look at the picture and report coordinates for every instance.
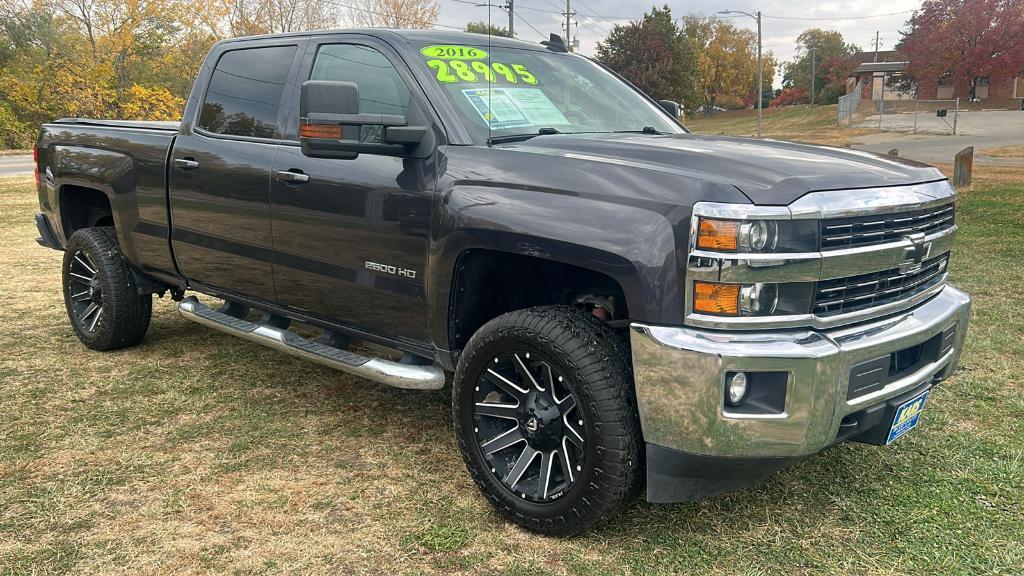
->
[420,45,489,60]
[425,59,539,85]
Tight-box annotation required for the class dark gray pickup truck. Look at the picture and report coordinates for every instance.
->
[34,29,971,535]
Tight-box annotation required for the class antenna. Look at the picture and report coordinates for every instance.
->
[486,0,493,146]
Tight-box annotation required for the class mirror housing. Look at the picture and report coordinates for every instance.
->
[299,80,428,159]
[658,99,681,119]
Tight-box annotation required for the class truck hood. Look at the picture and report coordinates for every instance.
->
[506,133,946,205]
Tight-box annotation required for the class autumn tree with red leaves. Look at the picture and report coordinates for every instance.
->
[899,0,1024,95]
[596,5,698,114]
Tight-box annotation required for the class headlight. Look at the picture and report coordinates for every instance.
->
[693,281,814,317]
[695,217,816,253]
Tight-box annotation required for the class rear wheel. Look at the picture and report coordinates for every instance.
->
[62,227,152,350]
[453,306,642,536]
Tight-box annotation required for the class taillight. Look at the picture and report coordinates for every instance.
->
[33,144,40,187]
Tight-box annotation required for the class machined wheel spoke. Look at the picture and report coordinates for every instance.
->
[555,394,576,413]
[88,307,102,332]
[504,445,539,489]
[514,353,544,391]
[539,450,555,499]
[474,402,519,421]
[74,254,96,275]
[481,425,525,455]
[71,290,92,302]
[69,271,93,283]
[564,416,585,448]
[560,438,575,483]
[78,302,99,323]
[485,368,529,398]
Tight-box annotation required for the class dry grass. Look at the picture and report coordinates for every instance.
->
[1,175,1023,575]
[684,105,875,147]
[982,146,1024,159]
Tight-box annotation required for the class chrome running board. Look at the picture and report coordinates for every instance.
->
[178,296,445,390]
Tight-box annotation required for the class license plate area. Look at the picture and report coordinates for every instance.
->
[886,389,930,444]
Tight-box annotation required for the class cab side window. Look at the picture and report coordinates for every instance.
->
[199,45,297,138]
[310,44,410,117]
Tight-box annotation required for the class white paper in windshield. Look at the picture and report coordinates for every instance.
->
[461,88,531,130]
[461,88,570,129]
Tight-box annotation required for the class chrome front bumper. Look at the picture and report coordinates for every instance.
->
[629,285,971,458]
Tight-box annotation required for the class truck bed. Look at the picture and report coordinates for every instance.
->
[51,118,181,132]
[38,119,180,285]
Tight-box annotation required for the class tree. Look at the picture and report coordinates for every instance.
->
[782,29,860,104]
[595,5,697,114]
[466,21,510,37]
[684,16,775,114]
[899,0,1024,98]
[344,0,439,28]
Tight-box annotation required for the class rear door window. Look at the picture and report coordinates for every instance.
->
[199,45,297,138]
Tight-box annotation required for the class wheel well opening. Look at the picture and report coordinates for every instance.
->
[60,185,113,239]
[449,250,629,353]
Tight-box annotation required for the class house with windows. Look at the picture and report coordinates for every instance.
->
[847,51,1023,108]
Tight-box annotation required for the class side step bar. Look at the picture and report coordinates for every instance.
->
[178,296,445,390]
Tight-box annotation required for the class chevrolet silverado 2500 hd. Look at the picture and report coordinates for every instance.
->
[34,30,971,536]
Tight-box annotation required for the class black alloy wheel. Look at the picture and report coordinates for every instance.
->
[453,306,642,536]
[62,227,152,351]
[473,351,585,502]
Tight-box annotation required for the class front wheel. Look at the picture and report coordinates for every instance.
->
[62,227,152,351]
[452,306,642,536]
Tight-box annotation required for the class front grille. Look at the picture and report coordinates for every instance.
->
[820,203,955,250]
[814,254,948,315]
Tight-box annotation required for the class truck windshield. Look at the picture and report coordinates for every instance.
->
[414,44,685,142]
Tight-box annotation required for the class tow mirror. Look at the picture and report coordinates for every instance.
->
[658,99,681,119]
[299,80,428,159]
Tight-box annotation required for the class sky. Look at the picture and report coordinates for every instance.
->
[432,0,923,87]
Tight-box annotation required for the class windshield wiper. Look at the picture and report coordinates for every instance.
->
[487,127,561,145]
[613,126,668,135]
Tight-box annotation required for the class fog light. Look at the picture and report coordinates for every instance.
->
[726,372,748,406]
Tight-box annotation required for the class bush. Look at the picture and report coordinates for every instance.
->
[770,87,810,107]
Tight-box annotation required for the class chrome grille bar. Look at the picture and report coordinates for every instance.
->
[814,255,948,315]
[820,204,954,250]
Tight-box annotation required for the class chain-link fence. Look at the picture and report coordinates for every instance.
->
[856,99,961,134]
[837,81,861,127]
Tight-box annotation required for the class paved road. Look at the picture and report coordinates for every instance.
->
[0,155,34,176]
[852,110,1024,165]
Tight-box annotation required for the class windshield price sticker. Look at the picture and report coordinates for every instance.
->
[420,45,489,59]
[422,47,539,85]
[461,88,569,129]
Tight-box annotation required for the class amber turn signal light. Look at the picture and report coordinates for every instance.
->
[696,218,738,250]
[300,124,342,139]
[693,281,740,315]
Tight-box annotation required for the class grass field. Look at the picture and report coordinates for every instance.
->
[1,172,1023,575]
[684,105,875,147]
[983,146,1024,159]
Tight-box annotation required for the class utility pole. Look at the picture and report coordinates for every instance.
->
[810,45,817,105]
[719,10,763,137]
[873,30,880,62]
[564,0,573,51]
[756,11,762,137]
[506,0,514,37]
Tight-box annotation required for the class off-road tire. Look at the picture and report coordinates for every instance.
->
[62,227,152,351]
[453,305,642,536]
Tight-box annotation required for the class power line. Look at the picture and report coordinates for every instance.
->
[762,10,914,21]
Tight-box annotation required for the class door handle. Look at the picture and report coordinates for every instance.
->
[275,170,309,184]
[173,158,199,170]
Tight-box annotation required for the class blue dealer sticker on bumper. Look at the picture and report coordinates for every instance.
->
[887,389,930,444]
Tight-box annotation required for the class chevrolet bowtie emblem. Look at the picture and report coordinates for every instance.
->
[901,232,932,272]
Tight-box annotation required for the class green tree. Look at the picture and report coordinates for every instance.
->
[782,29,860,104]
[683,16,776,114]
[465,21,510,37]
[595,5,698,115]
